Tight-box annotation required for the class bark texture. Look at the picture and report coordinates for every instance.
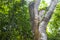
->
[29,0,58,40]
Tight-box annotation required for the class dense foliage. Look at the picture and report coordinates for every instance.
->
[0,0,60,40]
[0,0,32,40]
[47,2,60,40]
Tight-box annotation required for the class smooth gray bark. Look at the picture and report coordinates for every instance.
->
[29,0,58,40]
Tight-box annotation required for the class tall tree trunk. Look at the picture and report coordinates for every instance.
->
[29,0,58,40]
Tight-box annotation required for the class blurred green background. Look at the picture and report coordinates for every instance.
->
[0,0,60,40]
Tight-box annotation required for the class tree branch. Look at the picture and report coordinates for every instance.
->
[34,0,41,19]
[43,0,58,22]
[39,0,58,31]
[39,0,58,40]
[29,0,41,40]
[29,0,41,32]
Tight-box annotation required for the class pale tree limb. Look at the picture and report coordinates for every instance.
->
[38,10,45,23]
[45,0,58,21]
[29,0,41,40]
[29,0,58,40]
[33,0,41,40]
[39,0,58,40]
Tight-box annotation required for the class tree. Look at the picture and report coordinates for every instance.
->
[29,0,58,40]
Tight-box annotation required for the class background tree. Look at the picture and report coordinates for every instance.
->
[29,0,58,40]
